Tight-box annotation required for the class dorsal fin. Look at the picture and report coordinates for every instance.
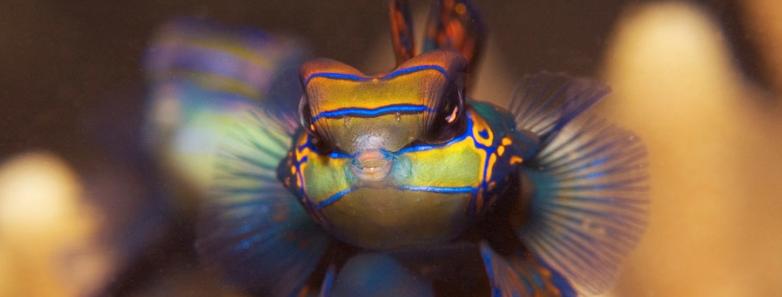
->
[423,0,485,73]
[388,0,416,64]
[387,0,485,74]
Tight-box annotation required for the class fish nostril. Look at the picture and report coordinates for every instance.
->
[351,149,393,182]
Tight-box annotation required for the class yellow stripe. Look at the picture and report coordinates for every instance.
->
[307,71,445,112]
[486,153,498,181]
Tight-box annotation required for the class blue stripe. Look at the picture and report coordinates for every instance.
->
[311,104,431,122]
[381,65,448,80]
[305,72,370,85]
[314,185,473,210]
[316,188,352,209]
[397,185,475,194]
[304,64,448,85]
[397,112,476,153]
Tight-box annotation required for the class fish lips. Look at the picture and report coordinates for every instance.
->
[350,149,394,183]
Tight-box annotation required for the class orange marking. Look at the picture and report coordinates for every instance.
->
[497,146,505,156]
[486,153,498,181]
[471,113,494,147]
[297,134,308,146]
[501,136,512,146]
[299,163,309,183]
[510,156,523,165]
[296,146,311,162]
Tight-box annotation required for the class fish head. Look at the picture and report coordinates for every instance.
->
[299,50,467,167]
[286,51,488,249]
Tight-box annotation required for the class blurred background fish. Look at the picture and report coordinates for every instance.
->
[142,17,306,214]
[1,0,781,296]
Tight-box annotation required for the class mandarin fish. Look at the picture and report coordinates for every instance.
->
[194,1,648,296]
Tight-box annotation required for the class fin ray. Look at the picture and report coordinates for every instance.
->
[197,109,330,297]
[519,115,648,294]
[509,73,609,155]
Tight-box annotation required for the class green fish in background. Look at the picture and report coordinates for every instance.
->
[193,1,648,296]
[143,17,306,214]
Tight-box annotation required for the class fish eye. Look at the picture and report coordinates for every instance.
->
[445,87,465,124]
[419,79,466,144]
[298,95,315,134]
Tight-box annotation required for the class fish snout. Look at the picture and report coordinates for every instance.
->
[351,149,393,183]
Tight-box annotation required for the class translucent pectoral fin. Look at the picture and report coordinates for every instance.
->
[196,110,330,296]
[509,73,609,155]
[518,117,648,294]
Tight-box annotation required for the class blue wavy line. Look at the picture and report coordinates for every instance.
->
[397,185,476,193]
[311,104,431,122]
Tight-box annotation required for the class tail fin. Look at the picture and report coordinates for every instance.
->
[518,116,648,294]
[196,110,331,296]
[480,242,577,297]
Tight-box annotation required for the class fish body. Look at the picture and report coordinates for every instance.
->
[193,1,648,296]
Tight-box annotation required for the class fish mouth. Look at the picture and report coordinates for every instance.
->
[351,149,393,183]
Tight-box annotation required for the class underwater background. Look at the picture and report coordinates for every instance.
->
[1,0,781,296]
